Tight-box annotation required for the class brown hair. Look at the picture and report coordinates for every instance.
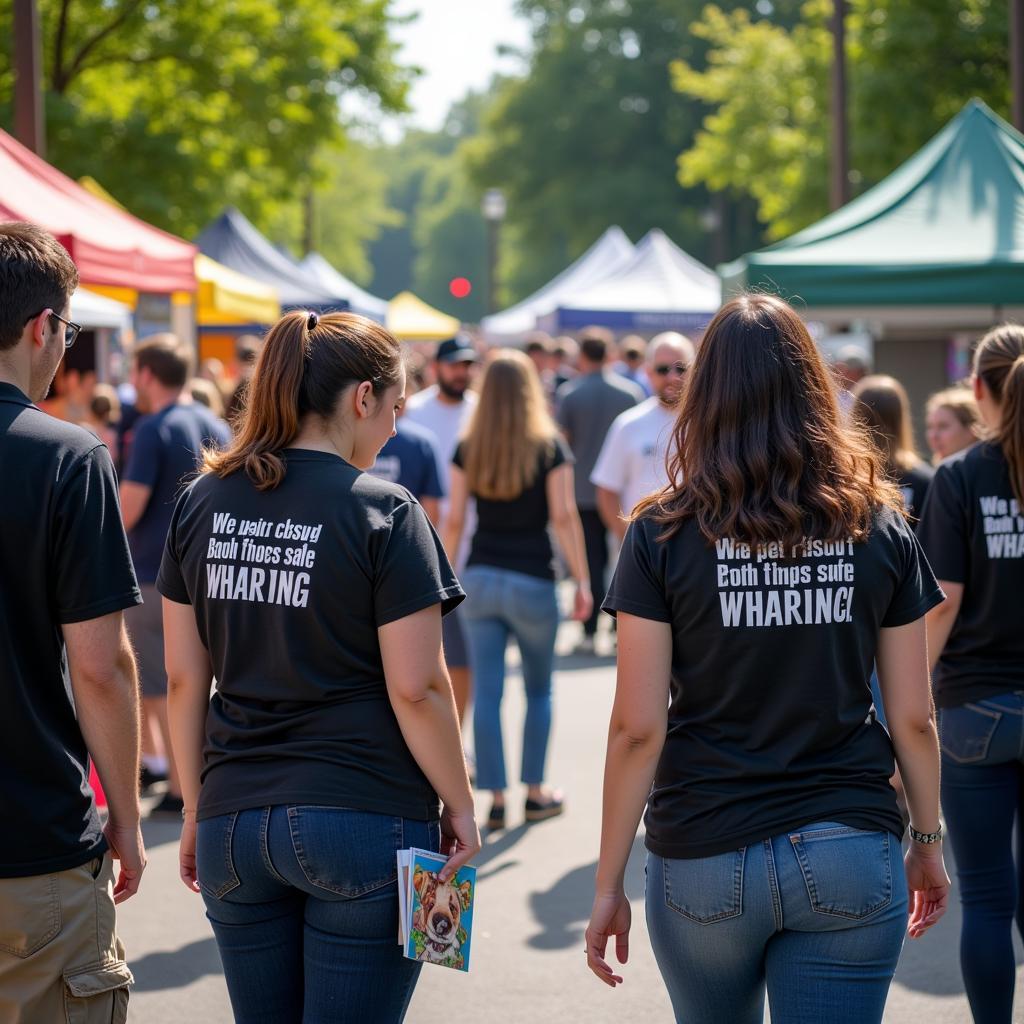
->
[0,222,79,351]
[461,349,558,501]
[633,294,902,547]
[134,333,192,390]
[925,386,980,430]
[578,326,613,364]
[204,310,402,490]
[851,375,919,474]
[975,323,1024,506]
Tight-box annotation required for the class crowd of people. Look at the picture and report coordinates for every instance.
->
[2,217,1023,1024]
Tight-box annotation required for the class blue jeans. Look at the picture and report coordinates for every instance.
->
[939,691,1024,1024]
[196,806,440,1024]
[646,822,908,1024]
[461,566,560,791]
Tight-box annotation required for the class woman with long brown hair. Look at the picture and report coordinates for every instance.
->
[918,324,1024,1024]
[161,310,479,1023]
[585,294,949,1023]
[852,374,934,520]
[444,349,591,831]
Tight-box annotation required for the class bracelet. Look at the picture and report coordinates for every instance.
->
[908,823,942,844]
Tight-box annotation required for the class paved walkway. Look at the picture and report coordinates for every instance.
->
[120,628,1024,1022]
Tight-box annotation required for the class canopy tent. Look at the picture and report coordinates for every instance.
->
[195,208,340,309]
[299,252,388,322]
[480,226,635,341]
[386,291,460,341]
[0,128,196,293]
[540,229,721,333]
[196,254,280,327]
[72,287,133,332]
[722,99,1024,307]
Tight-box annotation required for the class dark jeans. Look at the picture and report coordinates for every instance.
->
[579,508,609,636]
[939,691,1024,1024]
[196,806,440,1024]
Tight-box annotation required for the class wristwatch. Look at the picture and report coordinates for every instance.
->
[908,823,943,845]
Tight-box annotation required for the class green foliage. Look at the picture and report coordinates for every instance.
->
[674,0,1011,239]
[0,0,414,240]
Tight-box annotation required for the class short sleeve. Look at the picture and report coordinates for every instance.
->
[590,419,627,493]
[122,416,161,489]
[602,518,672,623]
[452,441,465,470]
[418,438,445,499]
[52,446,141,623]
[548,435,574,472]
[156,490,192,605]
[916,462,968,583]
[881,515,946,627]
[373,500,465,626]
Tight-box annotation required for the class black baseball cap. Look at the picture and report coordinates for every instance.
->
[436,334,479,364]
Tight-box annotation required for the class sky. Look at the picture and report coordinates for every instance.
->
[380,0,534,137]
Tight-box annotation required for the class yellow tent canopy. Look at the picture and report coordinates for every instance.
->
[195,254,280,326]
[386,291,460,342]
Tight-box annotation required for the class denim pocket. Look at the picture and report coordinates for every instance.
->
[663,847,745,924]
[790,825,892,920]
[287,806,403,898]
[196,811,241,900]
[938,703,1002,764]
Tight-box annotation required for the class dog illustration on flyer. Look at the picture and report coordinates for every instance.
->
[399,850,476,972]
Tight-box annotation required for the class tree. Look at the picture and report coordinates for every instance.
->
[673,0,1011,240]
[0,0,415,239]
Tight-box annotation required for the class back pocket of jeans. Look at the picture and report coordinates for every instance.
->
[287,807,402,898]
[790,826,892,920]
[938,703,1001,764]
[195,812,241,900]
[663,847,745,924]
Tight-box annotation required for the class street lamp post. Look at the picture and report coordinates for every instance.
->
[13,0,45,157]
[830,0,849,210]
[482,188,506,316]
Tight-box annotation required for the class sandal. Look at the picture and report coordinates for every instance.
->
[525,791,565,823]
[485,803,506,831]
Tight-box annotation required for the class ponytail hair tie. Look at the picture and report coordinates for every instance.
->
[307,311,319,332]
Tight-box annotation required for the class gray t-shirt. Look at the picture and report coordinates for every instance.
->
[556,370,643,509]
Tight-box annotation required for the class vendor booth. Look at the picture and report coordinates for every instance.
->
[386,291,460,342]
[481,226,635,343]
[299,252,388,322]
[722,98,1024,424]
[539,229,721,335]
[195,254,281,364]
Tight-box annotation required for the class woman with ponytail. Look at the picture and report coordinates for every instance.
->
[918,324,1024,1024]
[160,311,479,1023]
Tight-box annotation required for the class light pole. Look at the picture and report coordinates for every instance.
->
[830,0,849,210]
[13,0,45,157]
[482,188,506,315]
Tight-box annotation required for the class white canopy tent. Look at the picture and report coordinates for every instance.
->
[299,252,388,323]
[480,226,635,342]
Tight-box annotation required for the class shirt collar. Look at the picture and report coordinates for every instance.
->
[0,382,33,408]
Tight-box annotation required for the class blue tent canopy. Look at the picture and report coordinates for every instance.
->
[195,208,342,309]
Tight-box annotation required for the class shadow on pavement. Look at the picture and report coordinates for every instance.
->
[141,815,184,852]
[131,936,222,992]
[525,835,646,951]
[554,650,617,674]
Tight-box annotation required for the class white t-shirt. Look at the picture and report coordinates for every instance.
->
[404,386,478,566]
[590,397,677,517]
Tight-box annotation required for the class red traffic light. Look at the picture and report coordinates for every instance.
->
[449,277,472,299]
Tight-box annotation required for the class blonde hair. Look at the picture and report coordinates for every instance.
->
[925,386,980,431]
[975,324,1024,507]
[461,349,558,501]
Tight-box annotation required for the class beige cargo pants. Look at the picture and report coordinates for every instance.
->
[0,855,132,1023]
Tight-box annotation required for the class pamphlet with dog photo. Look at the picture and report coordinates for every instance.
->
[397,848,476,972]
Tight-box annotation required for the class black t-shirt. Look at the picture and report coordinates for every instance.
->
[453,436,573,580]
[917,442,1024,708]
[603,505,943,859]
[0,383,141,877]
[157,450,464,822]
[897,459,934,522]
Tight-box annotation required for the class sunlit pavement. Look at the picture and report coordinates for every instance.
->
[120,623,1024,1023]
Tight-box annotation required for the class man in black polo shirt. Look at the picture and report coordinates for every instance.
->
[0,223,145,1021]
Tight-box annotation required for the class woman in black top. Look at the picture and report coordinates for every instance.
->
[918,323,1024,1024]
[852,374,934,521]
[585,295,949,1024]
[162,311,479,1023]
[444,349,591,831]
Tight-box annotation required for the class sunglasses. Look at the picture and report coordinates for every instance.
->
[24,309,82,349]
[653,362,689,377]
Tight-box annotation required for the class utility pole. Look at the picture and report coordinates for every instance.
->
[1012,0,1024,131]
[13,0,45,157]
[830,0,849,210]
